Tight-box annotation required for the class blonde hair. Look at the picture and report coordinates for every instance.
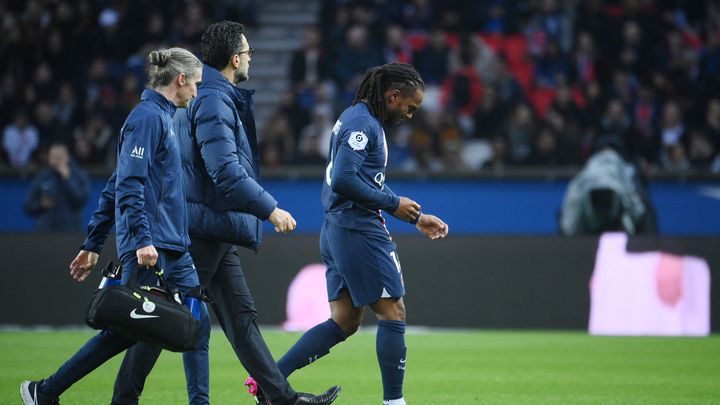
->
[147,47,201,89]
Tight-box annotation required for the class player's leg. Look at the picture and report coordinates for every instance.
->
[277,289,361,378]
[276,221,357,378]
[370,298,407,405]
[367,238,407,405]
[206,242,298,403]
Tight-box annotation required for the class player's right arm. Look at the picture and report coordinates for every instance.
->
[329,128,420,222]
[329,121,411,213]
[382,183,422,223]
[70,171,118,281]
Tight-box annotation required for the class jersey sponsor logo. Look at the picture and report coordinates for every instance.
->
[348,131,368,151]
[131,146,145,159]
[130,308,159,319]
[374,171,385,187]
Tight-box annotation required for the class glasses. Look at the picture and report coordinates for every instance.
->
[238,48,254,57]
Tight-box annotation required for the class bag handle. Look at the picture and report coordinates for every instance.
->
[127,264,168,290]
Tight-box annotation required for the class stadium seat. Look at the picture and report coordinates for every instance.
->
[479,33,504,54]
[529,88,557,118]
[504,34,529,64]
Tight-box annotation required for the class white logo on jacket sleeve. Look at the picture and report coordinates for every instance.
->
[348,131,368,151]
[131,146,145,159]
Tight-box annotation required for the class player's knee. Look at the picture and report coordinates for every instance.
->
[334,316,361,336]
[388,304,406,321]
[372,298,405,321]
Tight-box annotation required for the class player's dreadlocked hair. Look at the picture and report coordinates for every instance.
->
[352,63,424,123]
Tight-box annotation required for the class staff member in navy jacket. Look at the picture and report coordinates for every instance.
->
[21,47,206,405]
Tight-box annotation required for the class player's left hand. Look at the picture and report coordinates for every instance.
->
[69,250,100,282]
[415,214,448,240]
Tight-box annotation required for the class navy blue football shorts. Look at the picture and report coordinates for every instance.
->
[320,219,405,307]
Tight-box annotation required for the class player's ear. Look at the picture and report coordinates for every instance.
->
[177,73,186,87]
[387,89,401,104]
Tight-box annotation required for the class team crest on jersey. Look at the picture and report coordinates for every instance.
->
[348,131,368,151]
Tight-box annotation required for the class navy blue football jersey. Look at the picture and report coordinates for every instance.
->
[322,103,400,235]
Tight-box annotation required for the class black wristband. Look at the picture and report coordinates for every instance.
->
[410,211,422,225]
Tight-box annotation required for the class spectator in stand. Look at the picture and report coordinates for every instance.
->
[289,26,331,91]
[473,86,507,139]
[3,111,39,171]
[442,44,483,133]
[600,99,635,159]
[526,126,563,166]
[334,24,385,104]
[658,100,686,151]
[525,0,572,56]
[686,127,717,170]
[581,80,605,127]
[486,57,524,110]
[260,109,296,169]
[34,101,63,148]
[629,85,659,161]
[506,103,536,164]
[298,104,334,165]
[550,82,583,126]
[703,98,720,151]
[658,100,688,170]
[411,28,450,86]
[483,135,510,171]
[572,31,597,84]
[23,142,89,231]
[383,25,412,64]
[535,40,571,88]
[53,82,81,139]
[616,21,651,77]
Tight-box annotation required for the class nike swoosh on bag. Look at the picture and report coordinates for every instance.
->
[130,309,159,319]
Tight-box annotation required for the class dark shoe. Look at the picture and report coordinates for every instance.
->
[293,385,341,404]
[20,380,60,405]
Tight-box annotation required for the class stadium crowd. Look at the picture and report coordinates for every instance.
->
[2,0,720,175]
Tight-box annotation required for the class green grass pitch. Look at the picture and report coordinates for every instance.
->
[2,329,718,404]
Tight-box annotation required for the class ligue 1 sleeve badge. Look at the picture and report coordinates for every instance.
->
[348,131,368,151]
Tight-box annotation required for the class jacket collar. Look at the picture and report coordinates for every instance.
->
[201,64,256,102]
[141,88,177,115]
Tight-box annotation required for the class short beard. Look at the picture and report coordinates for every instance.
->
[233,69,248,84]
